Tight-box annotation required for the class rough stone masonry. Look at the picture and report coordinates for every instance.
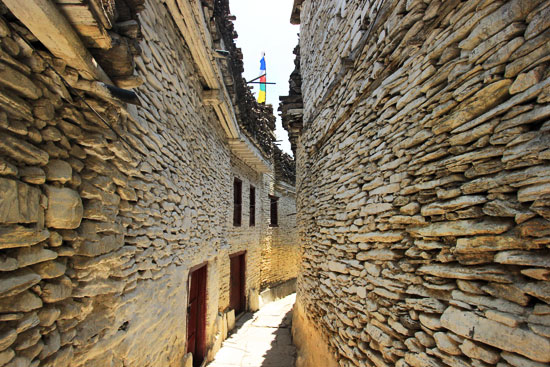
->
[282,0,550,366]
[0,0,298,366]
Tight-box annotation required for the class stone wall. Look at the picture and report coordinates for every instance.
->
[292,0,550,366]
[0,0,297,366]
[261,183,299,289]
[219,154,264,311]
[221,153,299,308]
[261,148,300,291]
[279,43,303,156]
[0,0,230,364]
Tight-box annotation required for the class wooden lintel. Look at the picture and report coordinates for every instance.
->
[202,89,222,106]
[4,0,111,83]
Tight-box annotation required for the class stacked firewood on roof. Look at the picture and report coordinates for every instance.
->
[210,0,276,158]
[274,146,296,186]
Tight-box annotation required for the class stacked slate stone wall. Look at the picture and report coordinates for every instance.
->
[279,43,303,156]
[293,0,550,366]
[0,0,266,365]
[260,181,299,290]
[255,171,298,291]
[222,151,299,306]
[220,154,264,311]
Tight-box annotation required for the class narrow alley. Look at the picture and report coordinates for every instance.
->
[207,295,297,367]
[0,0,550,367]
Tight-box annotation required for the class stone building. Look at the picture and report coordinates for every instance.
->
[0,0,297,366]
[283,0,550,367]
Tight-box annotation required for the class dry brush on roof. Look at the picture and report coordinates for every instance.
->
[212,0,276,158]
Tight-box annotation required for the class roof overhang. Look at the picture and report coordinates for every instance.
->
[166,0,271,173]
[228,134,272,174]
[275,180,296,196]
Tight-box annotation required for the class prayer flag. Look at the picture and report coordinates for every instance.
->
[258,53,266,103]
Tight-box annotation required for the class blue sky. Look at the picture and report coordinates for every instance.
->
[229,0,299,156]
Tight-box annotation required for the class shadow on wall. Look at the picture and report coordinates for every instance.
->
[292,301,338,367]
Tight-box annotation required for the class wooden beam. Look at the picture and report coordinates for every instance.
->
[3,0,111,82]
[56,3,112,49]
[290,0,303,25]
[164,0,218,88]
[164,0,240,139]
[217,103,239,138]
[202,89,222,106]
[213,103,239,139]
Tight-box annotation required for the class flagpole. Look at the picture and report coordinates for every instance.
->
[247,75,262,83]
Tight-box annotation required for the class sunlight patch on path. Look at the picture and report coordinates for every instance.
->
[207,294,296,367]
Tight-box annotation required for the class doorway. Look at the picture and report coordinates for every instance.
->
[229,252,246,315]
[187,264,207,367]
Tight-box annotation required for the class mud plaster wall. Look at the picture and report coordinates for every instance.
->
[293,0,550,366]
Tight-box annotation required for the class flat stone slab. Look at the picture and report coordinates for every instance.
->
[207,294,296,367]
[441,306,550,362]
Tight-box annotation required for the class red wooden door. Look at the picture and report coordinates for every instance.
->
[230,253,246,314]
[187,265,207,367]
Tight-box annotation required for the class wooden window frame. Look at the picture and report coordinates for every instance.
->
[233,178,242,227]
[269,195,279,227]
[249,186,256,227]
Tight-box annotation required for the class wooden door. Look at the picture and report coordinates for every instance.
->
[230,253,246,314]
[187,265,207,367]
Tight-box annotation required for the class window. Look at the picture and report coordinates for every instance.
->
[249,186,256,227]
[233,178,242,226]
[269,195,278,227]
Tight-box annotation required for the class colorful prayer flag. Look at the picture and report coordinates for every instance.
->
[258,53,266,103]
